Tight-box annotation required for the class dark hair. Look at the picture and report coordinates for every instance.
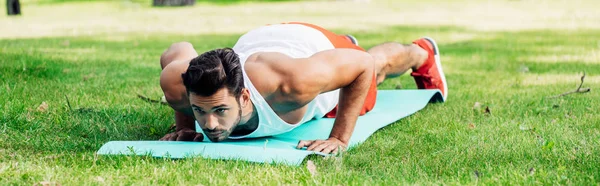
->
[181,48,244,98]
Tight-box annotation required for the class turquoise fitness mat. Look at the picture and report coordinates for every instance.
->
[97,89,443,166]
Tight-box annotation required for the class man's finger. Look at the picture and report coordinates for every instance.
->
[168,133,178,141]
[159,135,167,141]
[160,133,175,141]
[297,140,314,149]
[296,140,311,149]
[193,133,204,142]
[321,144,338,154]
[307,140,326,151]
[311,142,330,152]
[176,133,193,141]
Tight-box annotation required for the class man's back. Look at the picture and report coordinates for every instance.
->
[232,23,335,59]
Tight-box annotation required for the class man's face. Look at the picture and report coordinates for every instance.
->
[189,88,241,142]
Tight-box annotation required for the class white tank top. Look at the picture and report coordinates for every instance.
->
[228,24,340,139]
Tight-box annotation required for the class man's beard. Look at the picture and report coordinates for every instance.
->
[204,100,242,142]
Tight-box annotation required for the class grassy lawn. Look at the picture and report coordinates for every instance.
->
[1,0,600,185]
[18,0,295,5]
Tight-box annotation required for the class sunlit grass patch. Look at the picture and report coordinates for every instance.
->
[521,73,600,86]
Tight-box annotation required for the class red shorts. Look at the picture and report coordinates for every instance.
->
[283,22,378,118]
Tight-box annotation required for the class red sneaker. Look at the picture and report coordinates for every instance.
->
[411,37,448,101]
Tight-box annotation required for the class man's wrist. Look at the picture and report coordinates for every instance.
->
[328,136,349,146]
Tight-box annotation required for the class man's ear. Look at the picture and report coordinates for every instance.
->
[240,88,251,107]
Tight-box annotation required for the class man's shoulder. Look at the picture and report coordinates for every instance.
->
[161,60,189,78]
[160,60,191,112]
[244,52,310,80]
[160,60,189,90]
[243,53,286,99]
[245,52,324,106]
[244,52,291,66]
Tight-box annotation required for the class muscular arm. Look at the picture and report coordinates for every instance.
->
[173,110,195,131]
[159,60,203,141]
[301,49,374,144]
[259,49,375,150]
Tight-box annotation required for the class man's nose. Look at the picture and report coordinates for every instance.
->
[205,114,219,130]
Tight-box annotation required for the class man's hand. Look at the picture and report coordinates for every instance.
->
[296,137,347,154]
[159,128,204,142]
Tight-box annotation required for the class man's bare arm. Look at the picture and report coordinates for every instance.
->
[261,49,374,153]
[307,49,373,144]
[159,62,203,141]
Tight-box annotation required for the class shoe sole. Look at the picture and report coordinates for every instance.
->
[346,34,359,46]
[423,37,448,101]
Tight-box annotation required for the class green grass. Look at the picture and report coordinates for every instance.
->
[19,0,296,5]
[2,3,600,186]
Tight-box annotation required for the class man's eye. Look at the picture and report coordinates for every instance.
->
[216,109,226,114]
[196,109,206,115]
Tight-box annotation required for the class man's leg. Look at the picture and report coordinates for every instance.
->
[367,42,428,84]
[283,22,426,81]
[368,38,448,100]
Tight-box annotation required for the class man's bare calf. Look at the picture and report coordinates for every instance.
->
[367,42,428,84]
